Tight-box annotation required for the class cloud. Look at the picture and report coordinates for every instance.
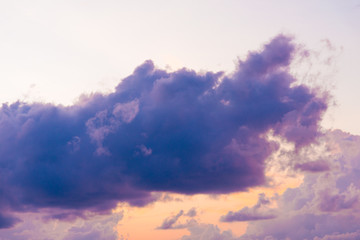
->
[316,183,360,212]
[157,208,197,230]
[241,130,360,240]
[185,208,197,217]
[314,231,360,240]
[181,222,239,240]
[0,214,20,229]
[220,193,276,222]
[221,209,275,222]
[63,213,122,240]
[0,211,123,240]
[294,159,330,172]
[0,34,328,227]
[156,210,184,230]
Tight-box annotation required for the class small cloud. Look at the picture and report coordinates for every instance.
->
[157,210,184,230]
[220,193,276,222]
[185,208,197,217]
[138,144,152,156]
[158,193,183,202]
[180,222,238,240]
[157,207,197,230]
[295,160,330,172]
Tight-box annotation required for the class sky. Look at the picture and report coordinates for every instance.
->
[0,1,360,240]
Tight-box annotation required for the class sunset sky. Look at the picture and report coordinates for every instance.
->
[1,1,360,240]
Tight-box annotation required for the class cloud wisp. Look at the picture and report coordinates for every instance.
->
[0,35,328,228]
[156,207,198,230]
[220,193,276,222]
[157,210,185,230]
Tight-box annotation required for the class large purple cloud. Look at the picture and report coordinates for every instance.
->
[0,35,328,228]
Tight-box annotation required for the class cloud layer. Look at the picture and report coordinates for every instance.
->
[0,35,328,228]
[176,130,360,240]
[241,130,360,240]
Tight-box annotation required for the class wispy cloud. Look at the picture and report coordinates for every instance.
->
[157,210,184,230]
[157,208,197,230]
[220,193,276,222]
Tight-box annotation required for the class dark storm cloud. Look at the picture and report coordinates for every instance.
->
[0,35,328,228]
[0,214,20,229]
